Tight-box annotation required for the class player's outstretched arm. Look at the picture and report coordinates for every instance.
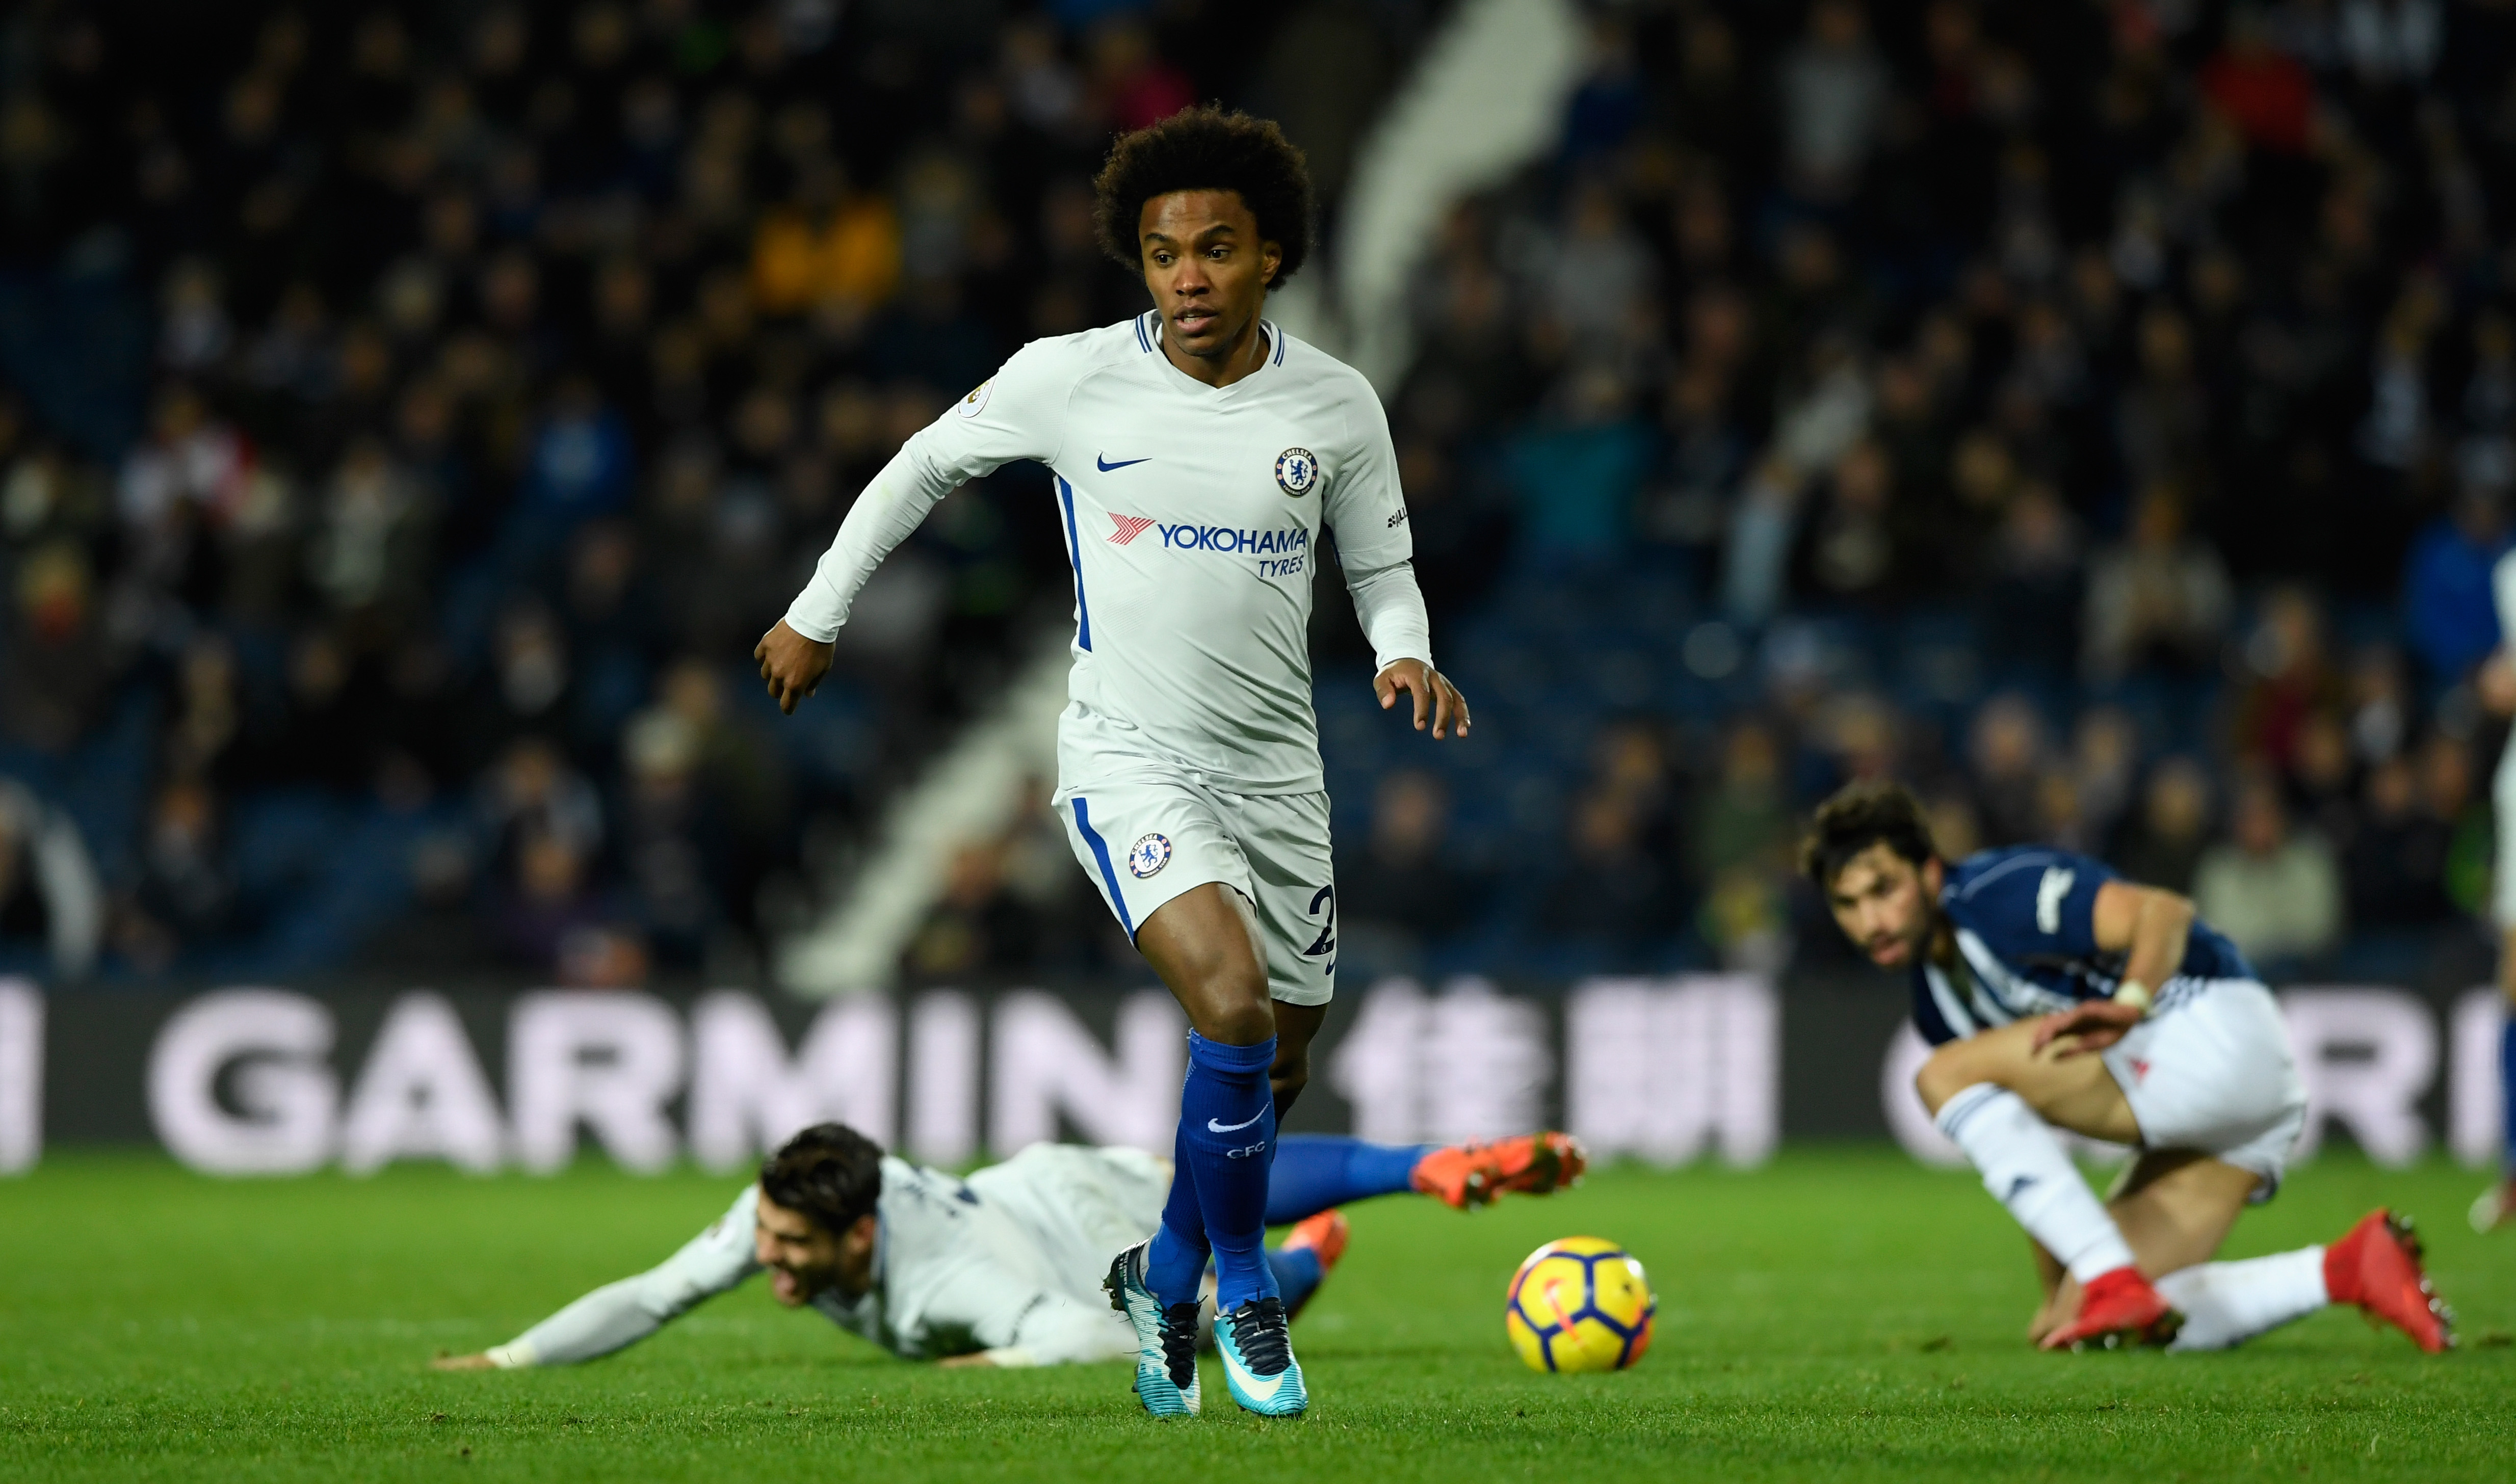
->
[431,1194,759,1370]
[755,619,835,714]
[1374,658,1470,740]
[771,342,1070,708]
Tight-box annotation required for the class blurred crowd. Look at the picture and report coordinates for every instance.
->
[4,0,2515,990]
[905,0,2516,989]
[1288,0,2516,985]
[0,0,1367,984]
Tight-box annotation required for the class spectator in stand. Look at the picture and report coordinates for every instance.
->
[2115,757,2215,895]
[1692,720,1792,884]
[2202,6,2318,155]
[2082,483,2233,683]
[2194,770,2345,968]
[2347,752,2452,928]
[2413,728,2487,918]
[1776,0,1890,205]
[1984,480,2086,674]
[2289,711,2362,853]
[1968,694,2049,846]
[1506,364,1653,565]
[2058,708,2137,856]
[492,820,627,982]
[114,778,239,974]
[0,779,102,980]
[2402,482,2511,684]
[902,838,1041,981]
[2231,587,2346,774]
[1,542,118,752]
[1538,784,1677,965]
[749,160,901,319]
[1795,438,1903,604]
[1339,770,1474,972]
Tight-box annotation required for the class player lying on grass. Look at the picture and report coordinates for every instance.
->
[431,1122,1582,1372]
[1807,781,2452,1353]
[755,107,1469,1419]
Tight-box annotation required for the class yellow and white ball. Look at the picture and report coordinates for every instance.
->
[1504,1236,1656,1373]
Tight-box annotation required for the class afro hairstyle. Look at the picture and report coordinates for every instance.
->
[1092,105,1315,289]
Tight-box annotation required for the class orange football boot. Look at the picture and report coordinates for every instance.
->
[1409,1132,1588,1210]
[1279,1209,1349,1321]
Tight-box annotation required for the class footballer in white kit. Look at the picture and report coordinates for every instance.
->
[430,1124,1588,1372]
[755,108,1467,1419]
[779,297,1418,1007]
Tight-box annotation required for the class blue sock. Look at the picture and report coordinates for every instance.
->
[1145,1119,1209,1308]
[1180,1031,1278,1310]
[1266,1244,1323,1314]
[2502,1017,2516,1176]
[1264,1135,1439,1225]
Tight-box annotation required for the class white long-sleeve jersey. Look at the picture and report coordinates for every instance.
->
[488,1145,1169,1369]
[782,312,1433,796]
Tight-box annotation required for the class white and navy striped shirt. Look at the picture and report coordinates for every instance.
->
[1911,846,2257,1044]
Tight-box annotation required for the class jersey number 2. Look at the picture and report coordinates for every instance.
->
[1301,884,1335,960]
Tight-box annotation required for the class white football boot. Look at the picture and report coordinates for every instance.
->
[1214,1295,1307,1417]
[1104,1241,1200,1417]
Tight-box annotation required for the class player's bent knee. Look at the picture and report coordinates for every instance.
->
[1182,962,1274,1045]
[1914,1043,1984,1115]
[1270,1044,1311,1096]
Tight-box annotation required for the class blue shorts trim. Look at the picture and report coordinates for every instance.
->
[1070,796,1134,936]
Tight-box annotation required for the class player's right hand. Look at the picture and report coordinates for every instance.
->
[430,1352,499,1371]
[2029,999,2143,1057]
[755,619,836,714]
[1374,658,1471,739]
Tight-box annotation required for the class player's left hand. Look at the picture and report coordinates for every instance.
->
[1375,658,1470,739]
[936,1353,999,1368]
[430,1352,498,1371]
[2030,999,2144,1058]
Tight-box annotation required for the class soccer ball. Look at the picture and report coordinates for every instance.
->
[1504,1236,1656,1373]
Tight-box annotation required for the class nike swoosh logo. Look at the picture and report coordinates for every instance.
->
[1207,1111,1265,1133]
[1097,454,1151,471]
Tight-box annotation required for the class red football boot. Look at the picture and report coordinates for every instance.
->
[1279,1209,1348,1321]
[2038,1265,2181,1351]
[1408,1132,1589,1210]
[2324,1209,2453,1354]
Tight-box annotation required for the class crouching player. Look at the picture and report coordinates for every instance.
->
[431,1122,1582,1372]
[1806,782,2451,1353]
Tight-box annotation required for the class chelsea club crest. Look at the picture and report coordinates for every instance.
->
[1274,447,1318,496]
[1128,833,1172,878]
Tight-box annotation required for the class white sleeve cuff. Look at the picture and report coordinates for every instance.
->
[485,1341,539,1369]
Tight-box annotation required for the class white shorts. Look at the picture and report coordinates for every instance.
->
[2100,978,2308,1198]
[1055,773,1338,1006]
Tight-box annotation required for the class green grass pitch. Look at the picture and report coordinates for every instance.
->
[4,1148,2510,1481]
